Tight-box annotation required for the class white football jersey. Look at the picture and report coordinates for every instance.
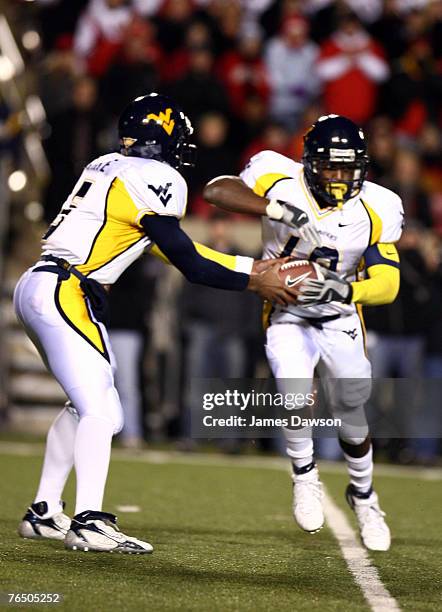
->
[41,153,187,284]
[240,150,404,320]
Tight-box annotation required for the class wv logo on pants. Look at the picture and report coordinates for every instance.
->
[148,183,172,206]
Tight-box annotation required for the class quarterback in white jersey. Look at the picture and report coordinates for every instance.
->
[14,94,291,554]
[205,114,404,551]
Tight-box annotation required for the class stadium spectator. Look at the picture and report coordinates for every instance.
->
[73,0,136,76]
[0,100,21,160]
[370,0,412,61]
[161,21,212,82]
[204,0,243,54]
[287,102,324,161]
[108,256,157,449]
[365,224,433,461]
[366,116,397,184]
[409,229,442,463]
[264,14,320,129]
[99,17,162,116]
[316,10,389,125]
[180,212,250,436]
[241,120,291,168]
[43,76,105,223]
[187,112,236,215]
[216,23,270,119]
[38,40,79,116]
[382,30,442,137]
[165,45,229,123]
[304,0,383,25]
[152,0,194,53]
[383,146,433,228]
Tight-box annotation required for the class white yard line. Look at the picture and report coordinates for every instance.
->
[322,490,400,612]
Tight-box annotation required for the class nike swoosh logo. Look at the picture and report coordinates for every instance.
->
[386,252,396,256]
[338,223,351,227]
[286,272,312,288]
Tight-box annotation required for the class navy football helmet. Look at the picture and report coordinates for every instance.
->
[118,93,196,168]
[302,114,369,208]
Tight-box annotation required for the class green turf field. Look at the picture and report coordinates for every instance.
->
[0,445,441,611]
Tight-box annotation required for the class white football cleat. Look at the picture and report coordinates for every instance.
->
[292,464,324,533]
[18,501,70,541]
[64,510,153,554]
[346,485,391,551]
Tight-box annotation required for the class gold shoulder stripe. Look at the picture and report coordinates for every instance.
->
[361,200,383,246]
[253,173,290,197]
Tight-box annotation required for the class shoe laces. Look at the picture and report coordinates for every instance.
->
[355,500,387,532]
[94,520,126,542]
[295,474,323,506]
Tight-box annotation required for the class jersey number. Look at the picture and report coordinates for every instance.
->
[43,181,93,240]
[280,238,339,271]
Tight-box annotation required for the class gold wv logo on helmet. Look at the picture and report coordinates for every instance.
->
[142,108,175,135]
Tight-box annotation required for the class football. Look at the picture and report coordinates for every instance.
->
[278,259,323,300]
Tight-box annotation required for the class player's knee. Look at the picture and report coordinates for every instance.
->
[100,386,124,434]
[338,425,369,445]
[331,378,372,410]
[74,383,124,434]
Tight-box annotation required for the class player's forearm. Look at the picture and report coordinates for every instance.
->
[142,215,250,291]
[150,241,253,274]
[203,176,268,216]
[351,264,400,305]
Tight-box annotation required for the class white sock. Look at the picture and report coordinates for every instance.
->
[343,446,373,494]
[283,427,314,471]
[34,407,78,516]
[74,416,114,515]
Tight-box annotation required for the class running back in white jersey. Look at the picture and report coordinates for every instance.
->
[240,150,404,320]
[42,153,188,284]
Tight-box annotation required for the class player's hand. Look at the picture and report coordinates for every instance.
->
[248,263,294,306]
[297,267,352,306]
[265,199,322,248]
[251,257,290,274]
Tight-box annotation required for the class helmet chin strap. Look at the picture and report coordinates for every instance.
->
[326,182,348,209]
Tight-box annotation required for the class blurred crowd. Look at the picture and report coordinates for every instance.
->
[3,0,442,461]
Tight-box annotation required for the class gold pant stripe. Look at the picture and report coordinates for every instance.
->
[55,275,108,360]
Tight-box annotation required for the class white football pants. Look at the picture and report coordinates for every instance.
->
[14,266,123,432]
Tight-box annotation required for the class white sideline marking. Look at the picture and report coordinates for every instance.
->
[322,490,400,612]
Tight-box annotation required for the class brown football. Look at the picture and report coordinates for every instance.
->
[278,259,323,301]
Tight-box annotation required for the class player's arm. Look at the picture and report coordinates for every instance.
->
[204,176,321,247]
[150,240,249,273]
[350,243,400,305]
[141,214,292,304]
[298,243,400,306]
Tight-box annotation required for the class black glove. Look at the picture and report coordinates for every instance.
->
[298,267,352,306]
[265,199,322,247]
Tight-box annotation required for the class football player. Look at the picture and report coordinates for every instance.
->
[14,93,293,554]
[204,114,404,551]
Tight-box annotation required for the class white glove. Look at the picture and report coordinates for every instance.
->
[266,199,322,248]
[298,267,352,306]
